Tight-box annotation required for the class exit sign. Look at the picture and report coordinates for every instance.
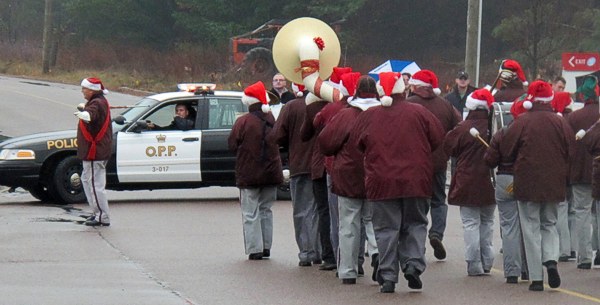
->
[562,52,600,71]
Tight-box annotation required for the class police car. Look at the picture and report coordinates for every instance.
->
[0,83,290,204]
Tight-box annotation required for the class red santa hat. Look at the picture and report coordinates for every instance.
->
[292,83,305,97]
[339,72,361,97]
[551,91,573,115]
[510,99,528,119]
[522,80,553,109]
[465,88,495,110]
[408,70,441,95]
[330,67,353,84]
[242,81,270,113]
[81,77,109,94]
[501,60,528,86]
[376,72,405,107]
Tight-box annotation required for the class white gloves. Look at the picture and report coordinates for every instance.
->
[74,111,91,122]
[499,69,515,83]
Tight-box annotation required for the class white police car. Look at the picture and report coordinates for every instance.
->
[0,83,290,204]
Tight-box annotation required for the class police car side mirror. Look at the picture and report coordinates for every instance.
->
[131,120,149,133]
[113,115,126,125]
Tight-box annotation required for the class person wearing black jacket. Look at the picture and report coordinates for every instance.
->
[444,71,477,118]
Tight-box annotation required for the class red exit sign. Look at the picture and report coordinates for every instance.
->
[562,52,600,71]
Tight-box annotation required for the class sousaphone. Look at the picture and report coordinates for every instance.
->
[272,17,344,103]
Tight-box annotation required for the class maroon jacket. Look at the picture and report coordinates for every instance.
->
[318,106,365,198]
[77,93,112,161]
[228,104,283,188]
[314,99,349,173]
[407,86,462,172]
[582,121,600,199]
[500,103,575,202]
[271,97,314,177]
[493,80,525,104]
[484,125,514,175]
[444,110,495,207]
[301,101,329,180]
[350,96,444,200]
[567,101,600,184]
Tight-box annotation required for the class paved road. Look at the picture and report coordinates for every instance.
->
[1,187,600,305]
[1,75,600,304]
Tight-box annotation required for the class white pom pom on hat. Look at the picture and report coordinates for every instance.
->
[242,81,270,113]
[292,83,305,97]
[377,72,404,107]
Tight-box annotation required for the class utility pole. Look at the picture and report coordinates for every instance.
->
[465,0,481,86]
[42,0,53,74]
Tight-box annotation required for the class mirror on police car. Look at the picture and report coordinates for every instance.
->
[113,115,126,125]
[130,120,149,133]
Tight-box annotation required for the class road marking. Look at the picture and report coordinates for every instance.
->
[490,267,600,303]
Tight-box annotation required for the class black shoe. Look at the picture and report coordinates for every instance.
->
[380,280,395,293]
[483,269,491,274]
[506,276,518,284]
[298,261,312,267]
[521,272,529,281]
[594,255,600,266]
[358,265,364,277]
[319,262,337,271]
[545,261,561,288]
[248,253,263,260]
[558,255,570,262]
[312,259,323,265]
[404,265,423,290]
[262,249,270,258]
[430,236,446,260]
[371,253,380,282]
[529,281,544,291]
[577,263,592,269]
[342,278,356,285]
[84,220,110,227]
[570,251,577,259]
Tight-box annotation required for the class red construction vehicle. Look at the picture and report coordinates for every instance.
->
[230,19,344,77]
[230,19,287,77]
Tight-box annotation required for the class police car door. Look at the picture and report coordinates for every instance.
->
[116,101,202,182]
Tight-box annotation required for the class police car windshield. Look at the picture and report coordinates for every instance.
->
[111,98,156,131]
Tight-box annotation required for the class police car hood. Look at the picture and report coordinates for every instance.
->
[0,130,76,149]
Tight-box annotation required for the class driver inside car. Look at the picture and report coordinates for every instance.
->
[148,103,196,131]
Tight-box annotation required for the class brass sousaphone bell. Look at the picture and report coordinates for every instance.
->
[272,17,343,103]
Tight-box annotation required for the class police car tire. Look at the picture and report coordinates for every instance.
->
[27,184,53,202]
[48,156,86,205]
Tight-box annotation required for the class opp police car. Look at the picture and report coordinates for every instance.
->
[0,83,290,204]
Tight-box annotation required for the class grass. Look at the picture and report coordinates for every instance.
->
[0,41,250,96]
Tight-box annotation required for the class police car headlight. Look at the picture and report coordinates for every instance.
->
[0,149,36,160]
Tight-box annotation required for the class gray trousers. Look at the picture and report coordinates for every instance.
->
[460,205,496,275]
[239,187,275,254]
[518,201,559,281]
[557,200,571,257]
[372,198,429,283]
[495,174,524,277]
[337,196,378,279]
[594,200,600,251]
[571,184,593,264]
[429,171,448,240]
[82,160,110,223]
[290,174,319,262]
[327,175,339,263]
